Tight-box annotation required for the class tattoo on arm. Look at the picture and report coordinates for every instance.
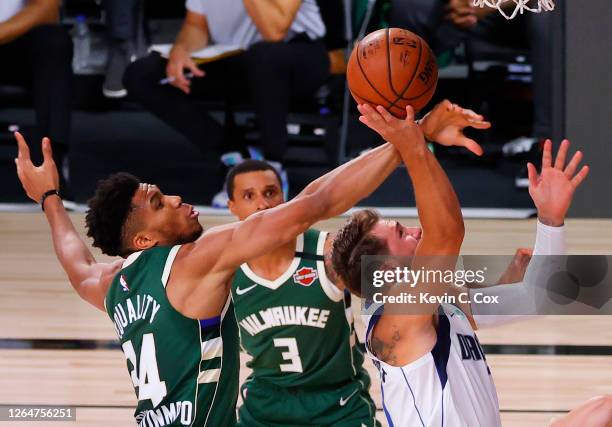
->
[371,326,402,365]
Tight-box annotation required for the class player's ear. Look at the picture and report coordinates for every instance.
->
[227,198,236,215]
[133,231,157,251]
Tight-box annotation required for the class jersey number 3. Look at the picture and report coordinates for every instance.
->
[123,333,168,406]
[273,337,303,373]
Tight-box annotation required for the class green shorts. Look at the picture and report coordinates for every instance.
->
[236,378,379,427]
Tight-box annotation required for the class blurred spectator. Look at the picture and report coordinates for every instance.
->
[391,0,552,187]
[0,0,73,195]
[102,0,145,98]
[124,0,329,204]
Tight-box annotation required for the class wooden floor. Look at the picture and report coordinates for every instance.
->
[1,213,611,426]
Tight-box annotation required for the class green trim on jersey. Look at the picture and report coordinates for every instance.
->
[105,246,239,427]
[231,229,378,425]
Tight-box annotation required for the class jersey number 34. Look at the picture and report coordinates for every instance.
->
[123,333,168,406]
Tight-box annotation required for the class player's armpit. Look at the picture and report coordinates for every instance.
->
[372,314,437,366]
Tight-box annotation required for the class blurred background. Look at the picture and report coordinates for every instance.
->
[0,0,610,217]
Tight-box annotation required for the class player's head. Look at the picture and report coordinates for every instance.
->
[332,209,421,295]
[85,173,203,257]
[226,160,284,220]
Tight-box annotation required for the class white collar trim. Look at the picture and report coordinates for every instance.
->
[240,234,304,290]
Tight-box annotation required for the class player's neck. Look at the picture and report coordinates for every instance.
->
[246,238,297,280]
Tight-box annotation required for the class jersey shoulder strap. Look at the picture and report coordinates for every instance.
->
[295,228,324,260]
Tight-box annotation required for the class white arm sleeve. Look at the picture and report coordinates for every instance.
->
[472,220,566,328]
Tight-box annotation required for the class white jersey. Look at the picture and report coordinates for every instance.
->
[364,303,501,427]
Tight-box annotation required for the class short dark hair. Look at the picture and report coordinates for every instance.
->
[332,209,388,296]
[225,160,282,200]
[85,172,140,257]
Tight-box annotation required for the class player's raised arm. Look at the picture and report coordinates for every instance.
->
[14,133,121,311]
[204,141,403,274]
[469,139,590,328]
[210,100,490,272]
[358,105,466,364]
[298,100,490,198]
[360,105,465,253]
[173,101,492,317]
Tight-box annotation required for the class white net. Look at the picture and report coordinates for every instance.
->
[472,0,555,20]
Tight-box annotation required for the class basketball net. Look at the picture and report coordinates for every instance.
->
[472,0,555,20]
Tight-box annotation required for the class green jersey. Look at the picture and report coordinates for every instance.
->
[105,245,239,427]
[231,229,369,389]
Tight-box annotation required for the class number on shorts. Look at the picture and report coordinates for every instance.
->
[273,337,303,373]
[122,333,168,406]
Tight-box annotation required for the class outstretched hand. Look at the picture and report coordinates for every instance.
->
[357,104,425,152]
[528,139,589,226]
[419,100,490,156]
[14,132,60,204]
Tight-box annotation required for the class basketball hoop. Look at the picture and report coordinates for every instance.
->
[472,0,555,20]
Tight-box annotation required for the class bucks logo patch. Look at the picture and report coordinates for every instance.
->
[293,267,318,286]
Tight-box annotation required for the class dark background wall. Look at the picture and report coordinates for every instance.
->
[564,0,612,217]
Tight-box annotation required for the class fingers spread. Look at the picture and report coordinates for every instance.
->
[527,162,538,189]
[554,139,570,170]
[571,165,590,188]
[542,139,553,168]
[358,115,370,126]
[360,103,378,117]
[564,150,583,178]
[376,105,394,123]
[463,108,485,121]
[42,137,54,164]
[405,105,415,122]
[14,131,31,161]
[459,138,484,156]
[468,119,491,129]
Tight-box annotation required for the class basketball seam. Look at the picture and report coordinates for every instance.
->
[398,49,437,101]
[388,37,423,110]
[355,39,396,106]
[401,78,437,101]
[386,28,402,98]
[351,90,405,115]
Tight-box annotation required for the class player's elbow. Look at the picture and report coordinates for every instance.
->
[432,221,464,247]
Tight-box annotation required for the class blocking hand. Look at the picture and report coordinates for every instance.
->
[419,99,491,156]
[14,132,60,204]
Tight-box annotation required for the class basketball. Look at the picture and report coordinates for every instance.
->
[347,28,439,117]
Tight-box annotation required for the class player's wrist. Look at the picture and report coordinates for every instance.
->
[537,215,564,227]
[40,189,61,212]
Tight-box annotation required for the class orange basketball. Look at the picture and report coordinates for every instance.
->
[347,28,438,118]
